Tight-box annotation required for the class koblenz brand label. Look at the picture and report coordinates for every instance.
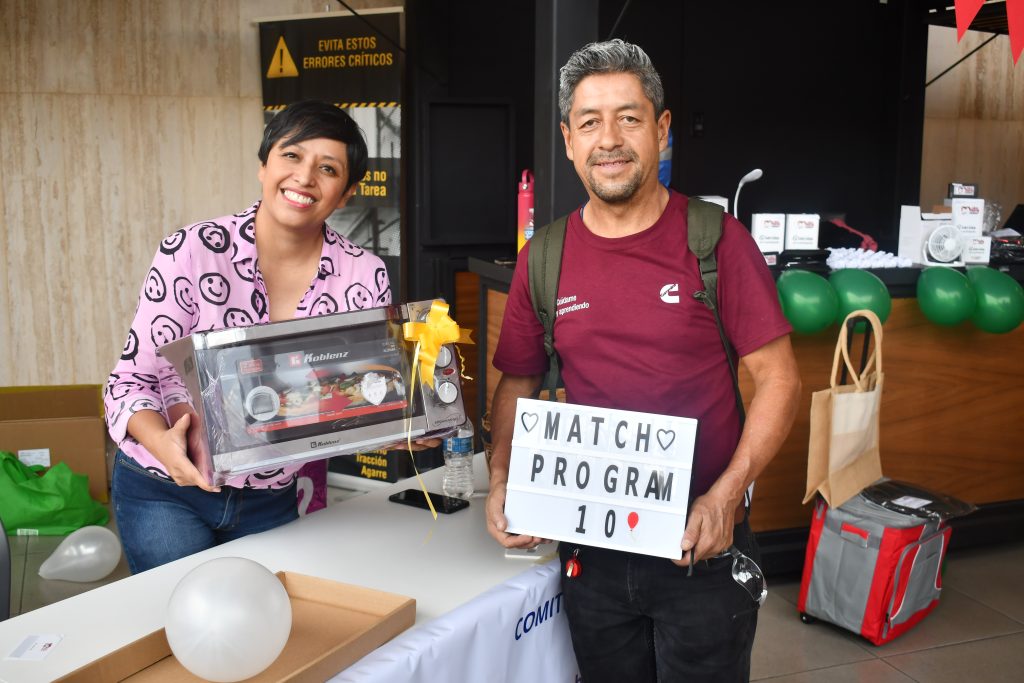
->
[304,351,350,363]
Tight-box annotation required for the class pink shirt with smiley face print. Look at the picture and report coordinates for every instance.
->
[105,200,392,489]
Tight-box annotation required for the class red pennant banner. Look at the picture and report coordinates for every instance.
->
[955,0,1024,65]
[1008,0,1024,64]
[955,0,986,39]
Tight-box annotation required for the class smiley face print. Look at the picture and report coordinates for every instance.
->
[374,268,391,305]
[131,372,160,392]
[238,216,256,244]
[130,396,161,414]
[121,329,140,362]
[199,272,231,305]
[345,283,373,310]
[318,256,335,280]
[108,378,140,401]
[173,277,197,316]
[145,267,167,302]
[251,290,268,320]
[310,293,339,316]
[150,315,184,347]
[160,229,186,257]
[234,257,256,282]
[339,239,365,257]
[223,308,254,327]
[197,222,230,254]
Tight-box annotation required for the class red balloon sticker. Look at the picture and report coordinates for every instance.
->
[627,512,639,530]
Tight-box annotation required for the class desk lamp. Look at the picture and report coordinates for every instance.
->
[733,168,763,219]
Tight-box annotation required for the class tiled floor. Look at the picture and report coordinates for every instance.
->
[751,539,1024,682]
[5,494,1024,682]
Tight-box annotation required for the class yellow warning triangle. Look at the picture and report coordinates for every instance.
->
[266,36,299,79]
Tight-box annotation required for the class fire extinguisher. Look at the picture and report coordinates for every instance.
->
[517,169,534,253]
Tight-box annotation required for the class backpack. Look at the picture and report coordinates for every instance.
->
[526,197,745,424]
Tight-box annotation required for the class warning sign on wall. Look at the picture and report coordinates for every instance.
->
[258,11,401,107]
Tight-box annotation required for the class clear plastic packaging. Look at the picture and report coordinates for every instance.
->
[157,300,466,486]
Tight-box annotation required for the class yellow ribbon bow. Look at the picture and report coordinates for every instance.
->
[402,300,474,388]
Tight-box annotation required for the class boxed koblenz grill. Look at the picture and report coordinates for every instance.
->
[157,300,466,486]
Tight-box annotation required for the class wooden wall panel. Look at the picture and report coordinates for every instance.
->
[921,26,1024,219]
[0,0,400,387]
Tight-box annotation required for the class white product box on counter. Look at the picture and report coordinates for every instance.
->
[952,198,985,237]
[784,214,820,250]
[157,300,467,486]
[964,235,992,264]
[751,213,786,253]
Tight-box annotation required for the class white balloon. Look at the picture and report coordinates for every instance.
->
[38,526,122,582]
[165,557,292,682]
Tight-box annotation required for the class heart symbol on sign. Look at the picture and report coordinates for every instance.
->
[656,429,675,450]
[521,412,539,433]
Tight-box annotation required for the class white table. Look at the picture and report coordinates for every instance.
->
[0,455,578,682]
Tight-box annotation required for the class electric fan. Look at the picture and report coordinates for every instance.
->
[923,224,965,266]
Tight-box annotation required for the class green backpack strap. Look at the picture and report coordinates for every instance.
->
[527,215,569,401]
[688,198,746,426]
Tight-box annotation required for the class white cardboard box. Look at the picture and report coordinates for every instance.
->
[964,235,992,264]
[952,198,985,237]
[784,214,820,250]
[751,213,786,253]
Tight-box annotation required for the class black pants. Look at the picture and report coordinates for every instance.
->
[558,519,760,683]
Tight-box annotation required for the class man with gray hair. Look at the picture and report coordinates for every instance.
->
[486,39,800,681]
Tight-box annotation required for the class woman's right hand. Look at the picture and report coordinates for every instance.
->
[127,409,221,493]
[154,413,221,492]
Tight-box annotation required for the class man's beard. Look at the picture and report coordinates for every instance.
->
[584,150,643,203]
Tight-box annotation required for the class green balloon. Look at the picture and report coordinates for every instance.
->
[776,270,839,334]
[829,268,892,327]
[966,267,1024,334]
[916,267,976,326]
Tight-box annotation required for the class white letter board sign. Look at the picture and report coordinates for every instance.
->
[503,398,696,559]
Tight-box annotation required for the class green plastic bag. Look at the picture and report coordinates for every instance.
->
[0,451,108,535]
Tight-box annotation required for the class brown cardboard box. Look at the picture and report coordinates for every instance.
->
[0,385,108,502]
[58,572,416,682]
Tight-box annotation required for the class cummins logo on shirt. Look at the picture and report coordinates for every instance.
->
[659,283,680,304]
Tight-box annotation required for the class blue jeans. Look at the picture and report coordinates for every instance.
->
[111,451,298,574]
[558,519,760,683]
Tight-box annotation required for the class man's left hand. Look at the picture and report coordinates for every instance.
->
[673,489,741,566]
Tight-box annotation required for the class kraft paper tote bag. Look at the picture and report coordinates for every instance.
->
[803,309,884,508]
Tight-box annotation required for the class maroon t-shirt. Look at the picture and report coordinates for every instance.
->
[494,192,791,496]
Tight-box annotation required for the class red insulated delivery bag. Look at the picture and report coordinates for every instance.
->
[797,492,952,645]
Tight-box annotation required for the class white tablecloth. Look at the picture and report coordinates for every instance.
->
[0,454,579,682]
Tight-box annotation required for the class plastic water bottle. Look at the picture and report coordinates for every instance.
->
[442,420,475,499]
